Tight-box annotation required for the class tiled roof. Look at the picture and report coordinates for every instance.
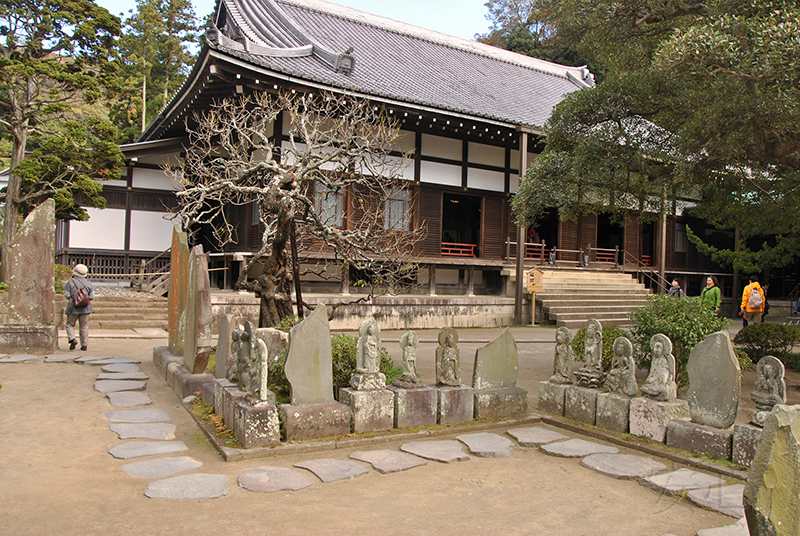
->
[206,0,592,128]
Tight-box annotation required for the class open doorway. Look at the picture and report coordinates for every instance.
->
[442,193,482,257]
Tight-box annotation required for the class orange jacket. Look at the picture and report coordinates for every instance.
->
[741,282,765,312]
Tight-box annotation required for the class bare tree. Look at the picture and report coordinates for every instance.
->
[168,90,421,327]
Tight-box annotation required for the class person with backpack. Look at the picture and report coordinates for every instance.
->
[64,264,94,351]
[740,275,765,328]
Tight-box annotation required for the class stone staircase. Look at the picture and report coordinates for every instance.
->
[535,269,651,329]
[57,294,169,330]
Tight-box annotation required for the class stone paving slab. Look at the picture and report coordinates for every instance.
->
[107,391,153,408]
[144,474,229,499]
[108,441,189,460]
[44,354,77,363]
[687,485,745,518]
[400,440,471,463]
[507,426,568,446]
[110,423,177,440]
[94,380,146,394]
[102,363,141,373]
[85,357,141,366]
[696,518,748,536]
[540,438,619,458]
[456,432,515,458]
[0,354,40,363]
[121,456,202,478]
[350,450,428,474]
[580,453,668,480]
[105,408,171,423]
[97,371,149,381]
[238,466,314,492]
[639,468,727,496]
[293,459,369,483]
[75,355,115,363]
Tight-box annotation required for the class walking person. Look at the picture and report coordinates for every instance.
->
[667,279,683,297]
[700,276,722,314]
[64,264,94,351]
[740,275,765,328]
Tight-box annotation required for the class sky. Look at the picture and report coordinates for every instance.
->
[96,0,493,41]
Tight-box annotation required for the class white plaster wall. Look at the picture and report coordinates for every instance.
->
[510,150,538,172]
[129,211,177,251]
[70,208,125,250]
[138,152,183,168]
[467,168,504,192]
[358,154,414,180]
[421,134,462,160]
[469,142,505,167]
[131,167,176,190]
[420,161,461,187]
[394,130,416,153]
[509,174,520,194]
[281,141,341,171]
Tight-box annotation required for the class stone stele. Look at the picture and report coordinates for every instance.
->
[167,227,190,356]
[182,245,213,374]
[686,330,741,429]
[284,304,335,405]
[472,327,518,390]
[6,199,55,327]
[744,404,800,536]
[214,314,237,380]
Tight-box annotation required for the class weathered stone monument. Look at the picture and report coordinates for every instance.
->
[630,334,690,442]
[733,355,786,466]
[340,319,394,433]
[435,327,473,424]
[667,331,740,458]
[279,304,350,441]
[389,330,436,429]
[0,199,57,352]
[472,328,527,419]
[744,404,800,535]
[597,336,638,433]
[538,326,574,416]
[566,319,605,425]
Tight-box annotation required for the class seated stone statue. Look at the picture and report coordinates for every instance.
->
[393,330,424,389]
[606,336,638,396]
[751,355,786,426]
[436,328,460,387]
[549,326,574,384]
[640,333,677,401]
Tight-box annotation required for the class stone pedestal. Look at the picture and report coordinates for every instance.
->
[350,372,386,391]
[732,423,762,467]
[0,325,57,353]
[339,388,395,434]
[538,381,568,416]
[629,397,691,443]
[565,385,599,425]
[233,397,280,448]
[596,392,631,433]
[437,385,474,425]
[666,420,733,459]
[222,384,247,431]
[278,402,351,442]
[213,378,235,416]
[473,387,528,420]
[388,385,437,429]
[153,346,182,380]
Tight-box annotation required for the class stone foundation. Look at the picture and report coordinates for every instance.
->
[666,420,733,459]
[437,385,474,425]
[278,402,351,442]
[233,398,280,448]
[153,346,182,380]
[153,346,214,399]
[0,324,57,353]
[732,423,762,467]
[565,385,599,425]
[629,397,691,443]
[339,388,395,433]
[596,392,631,433]
[388,385,437,429]
[538,381,568,416]
[473,387,528,420]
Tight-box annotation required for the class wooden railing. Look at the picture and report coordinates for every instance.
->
[590,246,620,266]
[623,250,669,293]
[441,242,477,257]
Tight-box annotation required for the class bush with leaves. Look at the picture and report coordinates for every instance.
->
[629,295,730,382]
[571,324,629,370]
[54,264,72,294]
[268,333,400,401]
[733,323,800,361]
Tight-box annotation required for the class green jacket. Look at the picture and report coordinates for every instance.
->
[701,285,721,309]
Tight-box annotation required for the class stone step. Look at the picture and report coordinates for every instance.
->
[545,304,646,315]
[90,312,168,321]
[557,317,631,329]
[89,319,169,330]
[538,291,651,300]
[90,307,169,316]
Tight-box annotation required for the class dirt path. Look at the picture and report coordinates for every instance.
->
[0,333,756,536]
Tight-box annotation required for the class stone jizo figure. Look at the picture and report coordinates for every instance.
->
[356,319,381,374]
[751,355,786,427]
[606,336,638,396]
[436,327,460,386]
[549,326,574,385]
[231,321,270,402]
[393,330,424,389]
[574,319,605,388]
[640,333,677,401]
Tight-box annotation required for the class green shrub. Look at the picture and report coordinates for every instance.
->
[628,295,730,382]
[273,315,301,331]
[733,348,753,373]
[54,264,72,294]
[782,352,800,372]
[571,324,629,370]
[268,333,399,401]
[733,323,800,361]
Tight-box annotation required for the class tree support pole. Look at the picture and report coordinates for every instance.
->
[290,220,304,319]
[514,128,531,325]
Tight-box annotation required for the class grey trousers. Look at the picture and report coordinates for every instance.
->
[66,313,90,347]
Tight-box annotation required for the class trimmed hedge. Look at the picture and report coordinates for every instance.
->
[571,324,629,371]
[733,323,800,361]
